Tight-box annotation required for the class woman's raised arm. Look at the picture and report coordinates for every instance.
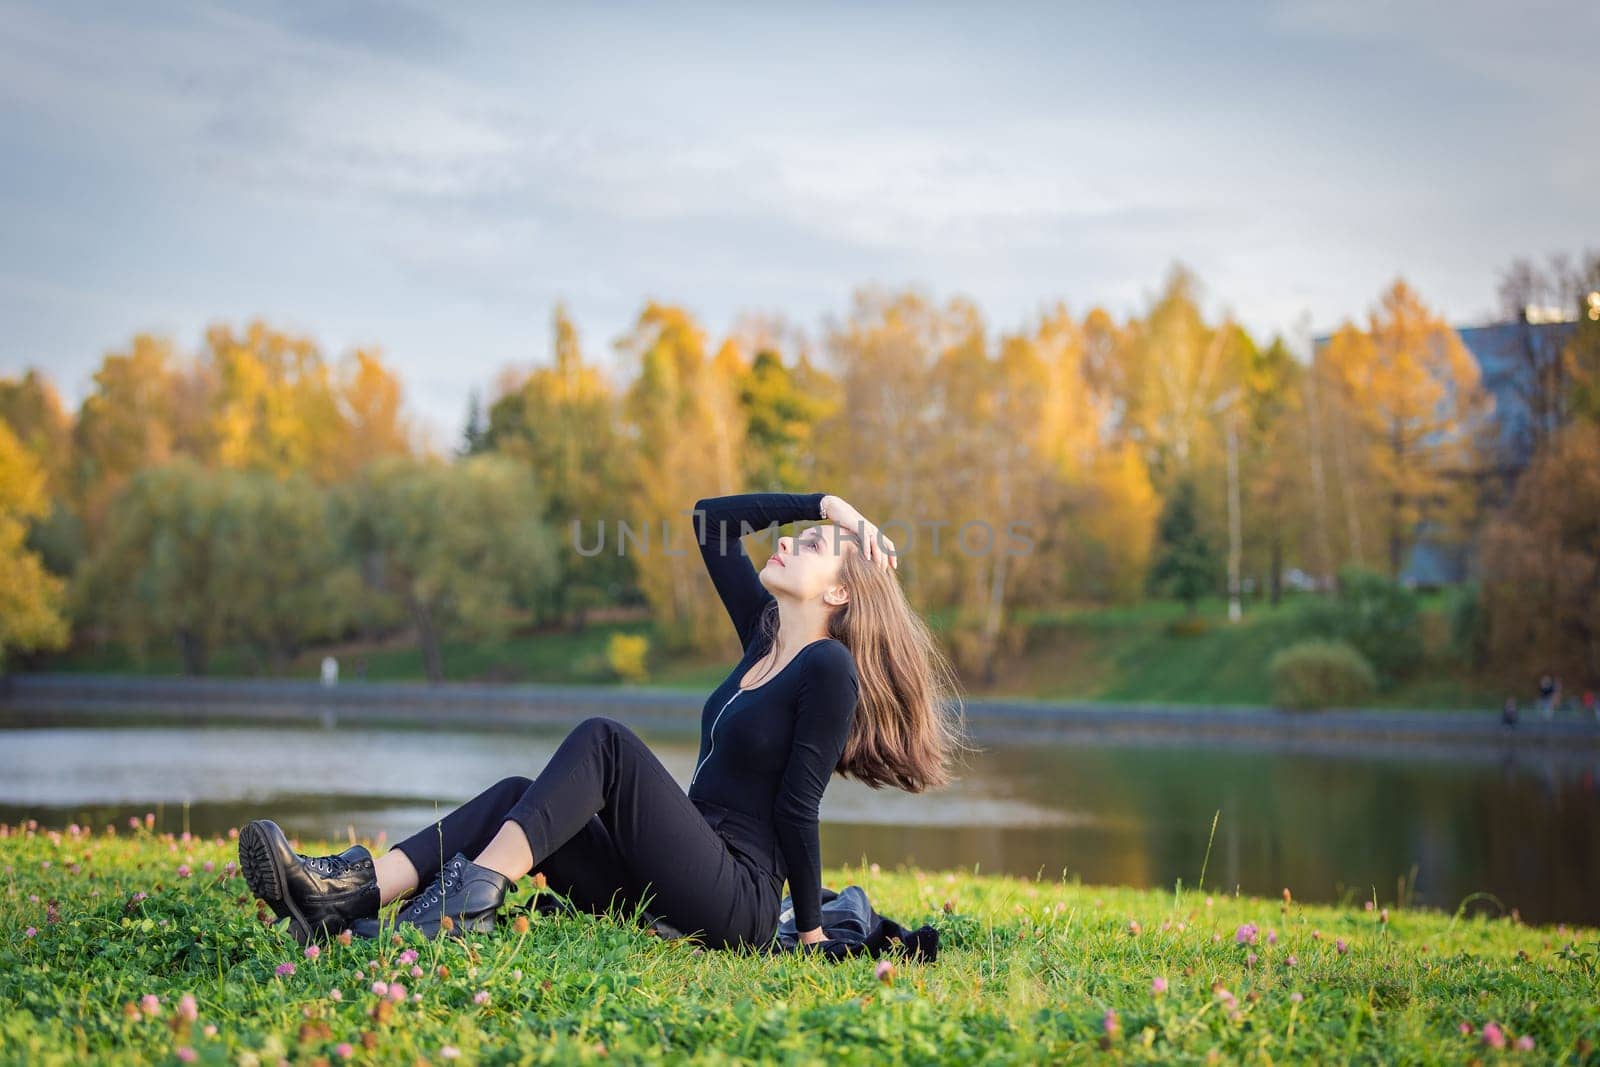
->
[691,492,828,650]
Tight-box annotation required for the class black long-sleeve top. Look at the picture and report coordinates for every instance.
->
[686,492,860,933]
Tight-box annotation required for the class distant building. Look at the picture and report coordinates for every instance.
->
[1457,316,1581,480]
[1311,311,1583,587]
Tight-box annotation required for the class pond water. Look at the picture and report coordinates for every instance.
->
[2,722,1596,925]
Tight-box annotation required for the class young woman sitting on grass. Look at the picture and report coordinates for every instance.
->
[238,492,966,951]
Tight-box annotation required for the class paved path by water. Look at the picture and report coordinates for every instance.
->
[4,672,1597,754]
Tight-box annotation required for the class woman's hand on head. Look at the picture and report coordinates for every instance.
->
[822,495,897,571]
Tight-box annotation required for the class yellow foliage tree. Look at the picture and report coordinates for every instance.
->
[1242,337,1313,601]
[0,420,70,665]
[725,313,837,493]
[71,334,205,538]
[201,321,411,483]
[1119,266,1246,483]
[1030,305,1159,603]
[818,288,956,607]
[0,369,74,497]
[618,303,748,651]
[1318,280,1494,576]
[333,348,413,473]
[485,304,631,624]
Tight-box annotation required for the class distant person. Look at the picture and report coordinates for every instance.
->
[1584,689,1597,723]
[319,656,339,687]
[236,492,967,953]
[355,656,368,682]
[1501,697,1518,730]
[1537,674,1556,720]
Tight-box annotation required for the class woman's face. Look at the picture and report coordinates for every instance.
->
[760,523,853,602]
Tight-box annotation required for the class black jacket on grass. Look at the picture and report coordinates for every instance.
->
[764,884,941,961]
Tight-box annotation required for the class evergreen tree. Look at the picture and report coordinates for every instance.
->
[1148,476,1218,613]
[461,388,489,456]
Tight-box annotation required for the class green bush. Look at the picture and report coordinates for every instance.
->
[1269,639,1379,710]
[1299,565,1422,686]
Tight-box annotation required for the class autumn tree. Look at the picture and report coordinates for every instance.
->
[735,344,833,494]
[1109,267,1250,607]
[0,420,69,667]
[1317,280,1494,577]
[1013,304,1158,605]
[1118,266,1247,485]
[330,347,413,474]
[819,288,957,607]
[201,321,412,484]
[1241,336,1311,603]
[919,297,1031,679]
[617,303,748,651]
[71,334,208,539]
[69,323,414,552]
[485,305,632,625]
[0,369,73,497]
[1477,422,1600,688]
[0,369,84,577]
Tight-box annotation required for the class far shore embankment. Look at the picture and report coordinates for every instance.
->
[4,672,1597,758]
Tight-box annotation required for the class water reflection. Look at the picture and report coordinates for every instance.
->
[2,722,1595,924]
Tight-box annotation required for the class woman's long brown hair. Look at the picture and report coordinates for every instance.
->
[759,529,974,792]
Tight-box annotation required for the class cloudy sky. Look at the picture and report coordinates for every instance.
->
[2,0,1594,448]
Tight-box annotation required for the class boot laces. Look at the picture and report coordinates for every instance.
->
[301,853,349,877]
[404,857,467,917]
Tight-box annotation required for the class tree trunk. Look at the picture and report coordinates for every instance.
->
[409,595,446,684]
[1389,417,1406,579]
[1389,487,1405,579]
[1269,532,1284,607]
[1332,400,1364,567]
[1305,365,1336,584]
[177,629,208,676]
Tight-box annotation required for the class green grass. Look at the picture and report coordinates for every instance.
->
[1003,596,1503,709]
[39,595,1508,711]
[42,621,667,687]
[4,821,1597,1064]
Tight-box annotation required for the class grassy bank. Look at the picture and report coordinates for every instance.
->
[4,820,1596,1064]
[1007,595,1503,710]
[37,594,1506,710]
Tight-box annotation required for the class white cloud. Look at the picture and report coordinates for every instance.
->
[1,0,1594,443]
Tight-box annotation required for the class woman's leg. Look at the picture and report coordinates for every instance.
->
[526,814,643,918]
[380,775,534,906]
[485,716,773,948]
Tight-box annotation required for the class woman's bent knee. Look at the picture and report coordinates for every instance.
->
[572,716,631,743]
[496,775,534,795]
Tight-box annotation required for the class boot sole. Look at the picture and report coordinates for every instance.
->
[238,820,316,946]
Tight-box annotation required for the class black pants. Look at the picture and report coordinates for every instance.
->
[391,716,780,950]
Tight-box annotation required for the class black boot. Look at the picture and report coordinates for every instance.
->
[350,852,513,941]
[238,819,379,945]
